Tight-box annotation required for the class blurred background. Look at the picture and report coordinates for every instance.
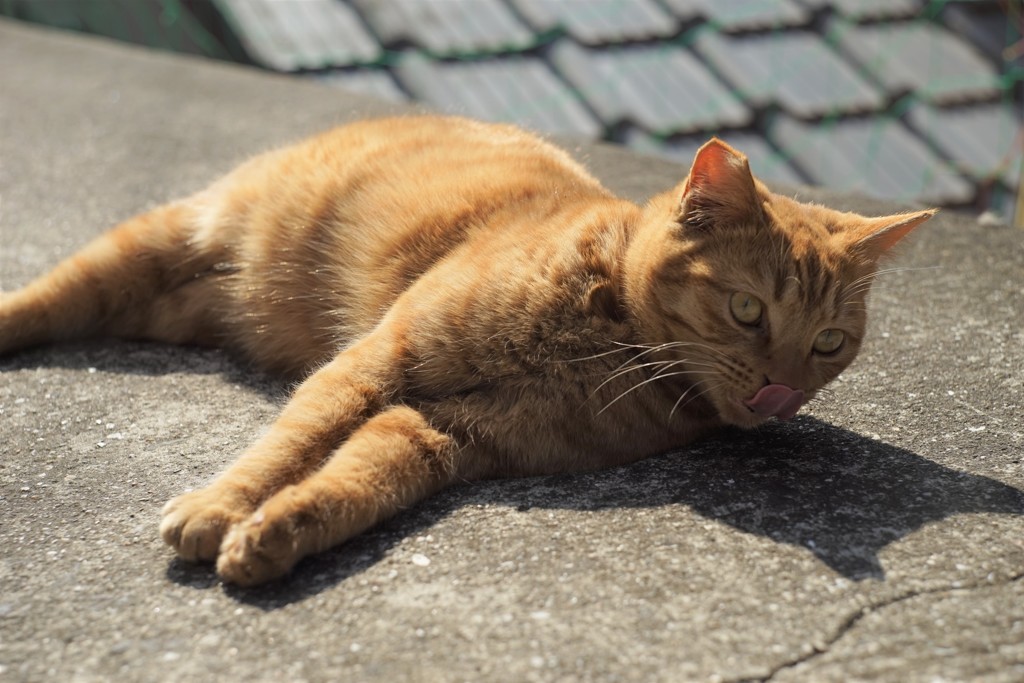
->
[2,0,1021,226]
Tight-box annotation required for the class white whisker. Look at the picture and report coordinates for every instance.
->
[669,380,724,421]
[590,358,686,396]
[841,265,941,304]
[597,370,709,416]
[556,346,637,364]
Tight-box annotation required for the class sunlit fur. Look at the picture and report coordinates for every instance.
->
[0,116,934,584]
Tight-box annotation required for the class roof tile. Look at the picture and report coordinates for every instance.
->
[830,19,1004,104]
[662,0,811,32]
[394,52,602,137]
[549,40,751,134]
[797,0,924,21]
[772,114,975,204]
[216,0,382,71]
[695,29,884,118]
[511,0,679,45]
[908,102,1023,186]
[353,0,535,56]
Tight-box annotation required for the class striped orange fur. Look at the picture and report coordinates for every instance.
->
[0,116,934,584]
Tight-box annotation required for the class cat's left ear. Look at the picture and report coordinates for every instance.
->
[844,209,937,260]
[677,138,762,230]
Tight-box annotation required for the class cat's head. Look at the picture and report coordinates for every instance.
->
[624,138,935,428]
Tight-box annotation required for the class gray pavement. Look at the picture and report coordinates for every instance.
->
[1,19,1022,683]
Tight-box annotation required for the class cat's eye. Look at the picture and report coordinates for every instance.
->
[813,329,845,354]
[729,292,763,326]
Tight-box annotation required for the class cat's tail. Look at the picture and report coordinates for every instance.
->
[0,202,229,355]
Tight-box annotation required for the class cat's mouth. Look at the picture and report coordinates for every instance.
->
[726,384,805,426]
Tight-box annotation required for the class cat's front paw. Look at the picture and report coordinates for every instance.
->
[215,505,301,586]
[160,488,250,562]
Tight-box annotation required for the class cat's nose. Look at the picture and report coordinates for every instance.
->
[744,384,805,421]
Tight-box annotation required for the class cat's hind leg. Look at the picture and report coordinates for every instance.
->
[215,405,457,586]
[0,202,229,354]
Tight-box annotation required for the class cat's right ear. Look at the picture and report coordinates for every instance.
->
[676,138,762,231]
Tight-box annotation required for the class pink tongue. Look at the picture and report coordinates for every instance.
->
[744,384,805,421]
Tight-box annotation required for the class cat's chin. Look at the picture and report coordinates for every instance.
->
[723,403,774,429]
[712,398,779,430]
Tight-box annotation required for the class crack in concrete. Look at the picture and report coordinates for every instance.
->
[729,570,1024,683]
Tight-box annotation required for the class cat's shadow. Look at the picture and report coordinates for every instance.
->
[219,417,1023,609]
[7,344,1021,607]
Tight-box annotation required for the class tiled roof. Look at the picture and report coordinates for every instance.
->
[13,0,1015,219]
[217,0,382,70]
[830,19,1004,104]
[512,0,679,44]
[395,51,602,137]
[549,40,751,134]
[665,0,811,32]
[353,0,536,56]
[908,102,1023,187]
[241,0,1022,217]
[694,29,885,118]
[799,0,923,21]
[772,114,975,204]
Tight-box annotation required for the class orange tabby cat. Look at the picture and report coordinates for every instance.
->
[0,116,934,585]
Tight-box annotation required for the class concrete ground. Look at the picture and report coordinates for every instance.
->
[1,18,1022,683]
